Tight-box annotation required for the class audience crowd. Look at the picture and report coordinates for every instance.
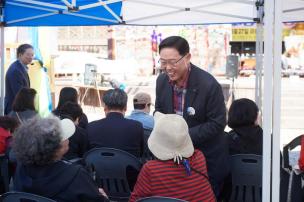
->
[0,37,266,202]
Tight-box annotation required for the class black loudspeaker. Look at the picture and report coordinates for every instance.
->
[226,55,239,78]
[84,63,97,85]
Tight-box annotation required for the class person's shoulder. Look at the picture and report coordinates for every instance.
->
[6,61,20,75]
[125,117,143,127]
[88,119,104,130]
[193,149,206,160]
[144,159,165,170]
[191,64,218,83]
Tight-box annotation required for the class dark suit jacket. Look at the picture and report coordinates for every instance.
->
[155,64,229,194]
[5,60,30,114]
[88,112,144,157]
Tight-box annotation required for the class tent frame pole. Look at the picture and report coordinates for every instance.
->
[272,0,283,200]
[263,0,274,200]
[255,0,263,111]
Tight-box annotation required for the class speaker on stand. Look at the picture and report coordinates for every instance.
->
[226,55,239,104]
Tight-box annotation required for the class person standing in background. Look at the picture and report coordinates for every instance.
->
[5,44,34,115]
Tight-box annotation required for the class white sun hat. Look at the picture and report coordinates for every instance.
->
[59,118,75,141]
[148,112,194,162]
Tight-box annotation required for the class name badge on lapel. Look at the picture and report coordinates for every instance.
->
[187,107,195,116]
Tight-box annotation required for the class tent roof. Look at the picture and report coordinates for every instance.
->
[3,0,304,27]
[122,0,257,25]
[283,0,304,22]
[4,0,123,26]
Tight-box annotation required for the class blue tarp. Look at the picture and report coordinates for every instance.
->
[4,0,122,26]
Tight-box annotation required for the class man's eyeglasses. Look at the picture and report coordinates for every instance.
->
[158,54,187,69]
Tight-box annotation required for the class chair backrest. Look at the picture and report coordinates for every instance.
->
[84,147,142,201]
[136,196,187,202]
[283,135,303,170]
[229,154,262,202]
[282,135,304,202]
[0,155,10,193]
[0,191,56,202]
[142,128,154,161]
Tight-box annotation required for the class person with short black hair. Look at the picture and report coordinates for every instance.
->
[9,87,37,123]
[5,44,34,115]
[227,98,262,155]
[126,92,154,130]
[155,36,228,197]
[88,89,144,157]
[13,116,108,202]
[59,102,89,160]
[53,87,88,129]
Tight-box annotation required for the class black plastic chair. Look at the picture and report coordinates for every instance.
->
[282,135,304,202]
[283,135,303,170]
[0,191,56,202]
[136,196,187,202]
[84,147,142,201]
[141,128,154,161]
[0,155,10,193]
[229,154,262,202]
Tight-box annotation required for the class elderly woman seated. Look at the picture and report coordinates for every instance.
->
[129,112,215,202]
[13,116,108,202]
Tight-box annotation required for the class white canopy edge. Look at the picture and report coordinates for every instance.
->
[122,0,257,25]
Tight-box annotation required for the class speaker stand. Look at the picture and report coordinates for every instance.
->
[229,77,236,103]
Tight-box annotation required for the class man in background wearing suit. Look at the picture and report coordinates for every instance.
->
[88,88,144,158]
[5,44,34,115]
[155,36,229,198]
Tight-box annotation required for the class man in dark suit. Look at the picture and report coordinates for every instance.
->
[88,88,144,158]
[5,44,34,115]
[155,36,229,197]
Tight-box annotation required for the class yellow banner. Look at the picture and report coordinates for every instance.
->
[232,28,256,41]
[232,25,302,41]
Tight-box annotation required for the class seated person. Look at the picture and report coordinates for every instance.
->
[9,88,38,123]
[130,112,215,202]
[59,102,89,160]
[126,92,154,130]
[13,116,108,202]
[227,98,263,155]
[53,87,88,129]
[0,116,19,154]
[88,89,144,158]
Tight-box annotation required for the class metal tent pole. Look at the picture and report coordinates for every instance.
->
[263,0,274,200]
[272,0,283,200]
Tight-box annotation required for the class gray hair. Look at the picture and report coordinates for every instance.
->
[102,89,128,110]
[13,116,62,165]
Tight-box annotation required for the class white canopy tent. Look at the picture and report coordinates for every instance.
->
[0,0,304,201]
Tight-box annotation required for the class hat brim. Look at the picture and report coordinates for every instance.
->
[60,118,75,141]
[148,130,194,161]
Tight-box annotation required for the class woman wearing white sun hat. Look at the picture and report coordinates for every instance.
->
[130,112,215,202]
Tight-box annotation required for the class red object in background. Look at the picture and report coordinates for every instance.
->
[298,135,304,171]
[0,127,11,154]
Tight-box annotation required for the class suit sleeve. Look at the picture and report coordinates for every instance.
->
[189,81,226,144]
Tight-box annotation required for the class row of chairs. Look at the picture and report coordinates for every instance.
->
[0,192,186,202]
[0,141,301,202]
